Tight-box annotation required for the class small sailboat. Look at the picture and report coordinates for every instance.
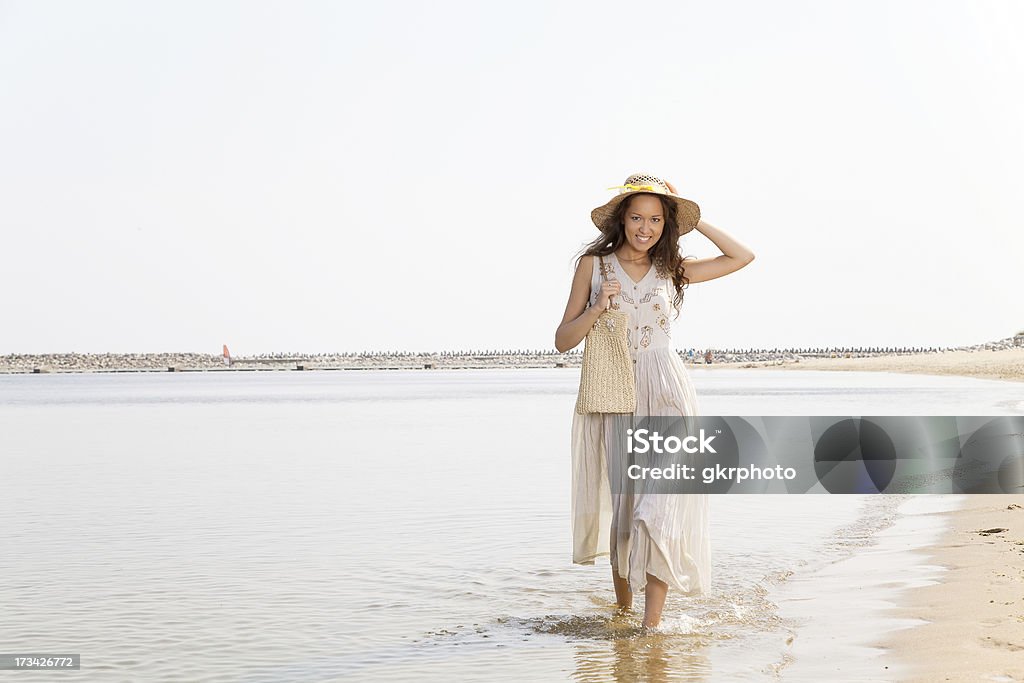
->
[222,344,233,366]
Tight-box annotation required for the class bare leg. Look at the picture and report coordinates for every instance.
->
[642,573,668,628]
[612,567,633,611]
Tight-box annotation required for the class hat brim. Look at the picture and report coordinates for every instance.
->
[591,191,700,235]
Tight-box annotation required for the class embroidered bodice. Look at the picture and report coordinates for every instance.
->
[589,252,677,357]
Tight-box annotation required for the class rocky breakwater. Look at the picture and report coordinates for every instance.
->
[1,334,1020,373]
[0,352,226,373]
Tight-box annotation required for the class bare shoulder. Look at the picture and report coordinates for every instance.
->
[573,253,596,280]
[566,254,598,302]
[559,254,598,326]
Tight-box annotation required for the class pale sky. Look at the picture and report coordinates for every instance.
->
[1,0,1022,355]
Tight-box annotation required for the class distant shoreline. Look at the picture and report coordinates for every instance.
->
[765,348,1024,383]
[2,337,1022,383]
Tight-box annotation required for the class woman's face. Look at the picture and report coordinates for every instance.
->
[621,194,665,252]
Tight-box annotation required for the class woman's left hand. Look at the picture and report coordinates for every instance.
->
[664,179,679,194]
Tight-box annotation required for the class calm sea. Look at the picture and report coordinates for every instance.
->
[1,368,1021,681]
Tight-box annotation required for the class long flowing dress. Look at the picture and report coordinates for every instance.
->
[571,251,712,596]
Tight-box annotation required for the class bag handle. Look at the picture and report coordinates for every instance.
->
[598,254,614,310]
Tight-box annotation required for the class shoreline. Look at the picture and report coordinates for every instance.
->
[769,494,1024,681]
[767,494,962,681]
[871,493,1024,682]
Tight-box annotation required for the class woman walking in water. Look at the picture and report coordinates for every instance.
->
[554,173,755,628]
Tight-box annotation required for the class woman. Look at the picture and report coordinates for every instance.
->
[554,173,755,629]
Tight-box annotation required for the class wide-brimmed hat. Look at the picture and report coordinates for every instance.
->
[591,173,700,235]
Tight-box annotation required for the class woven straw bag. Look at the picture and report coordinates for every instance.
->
[575,255,637,414]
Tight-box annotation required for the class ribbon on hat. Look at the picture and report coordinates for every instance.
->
[607,183,661,194]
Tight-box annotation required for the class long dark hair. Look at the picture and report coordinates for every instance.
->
[575,193,691,318]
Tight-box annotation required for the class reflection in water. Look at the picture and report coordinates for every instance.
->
[414,568,795,682]
[574,630,712,683]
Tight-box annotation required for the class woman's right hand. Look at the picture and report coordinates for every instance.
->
[595,277,622,311]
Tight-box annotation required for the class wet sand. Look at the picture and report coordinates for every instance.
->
[873,494,1024,682]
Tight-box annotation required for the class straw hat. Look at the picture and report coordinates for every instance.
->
[591,173,700,235]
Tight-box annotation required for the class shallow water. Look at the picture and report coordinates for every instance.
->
[0,368,1021,681]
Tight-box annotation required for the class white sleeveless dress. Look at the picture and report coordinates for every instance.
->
[571,252,712,596]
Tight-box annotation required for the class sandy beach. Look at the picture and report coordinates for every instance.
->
[722,348,1024,383]
[874,494,1024,682]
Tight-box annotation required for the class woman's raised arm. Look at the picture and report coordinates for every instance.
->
[678,219,756,284]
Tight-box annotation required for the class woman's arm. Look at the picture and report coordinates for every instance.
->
[663,180,755,285]
[679,219,756,284]
[554,255,618,353]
